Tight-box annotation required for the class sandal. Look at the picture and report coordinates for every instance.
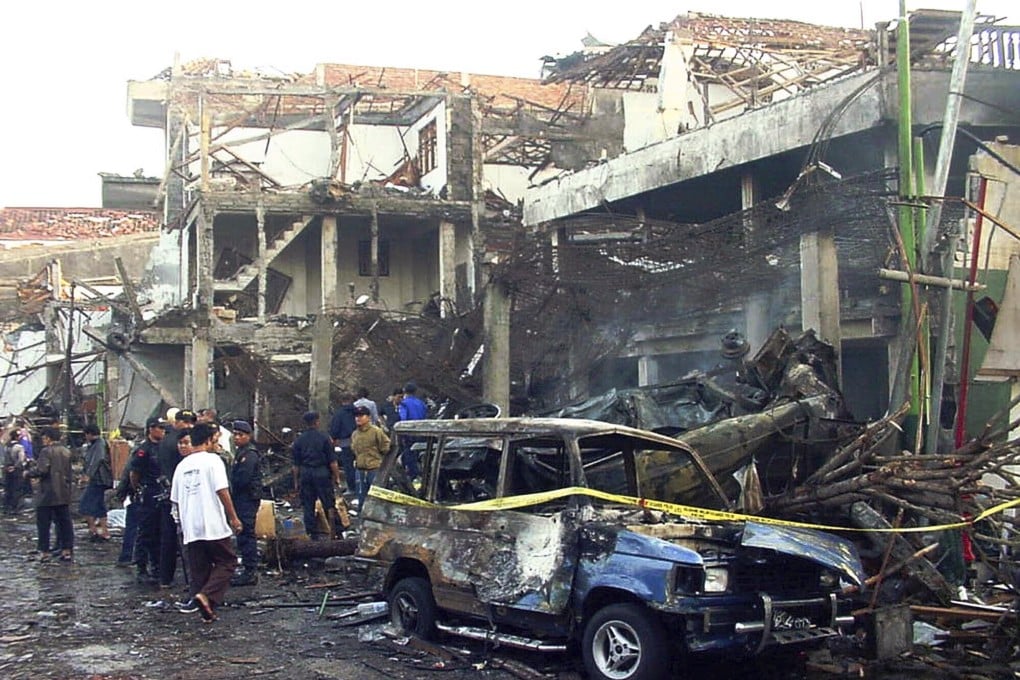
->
[194,592,218,622]
[59,551,73,562]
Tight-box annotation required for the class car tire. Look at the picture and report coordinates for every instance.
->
[582,603,670,680]
[388,576,438,639]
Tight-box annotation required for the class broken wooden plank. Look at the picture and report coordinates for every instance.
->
[910,605,1016,621]
[114,256,145,328]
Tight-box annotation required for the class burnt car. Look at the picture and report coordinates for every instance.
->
[354,418,863,680]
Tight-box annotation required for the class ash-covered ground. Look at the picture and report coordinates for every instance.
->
[0,506,1012,680]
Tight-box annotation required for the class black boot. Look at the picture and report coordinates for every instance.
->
[231,569,258,586]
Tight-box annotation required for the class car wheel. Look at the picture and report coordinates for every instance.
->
[582,603,670,680]
[388,576,438,639]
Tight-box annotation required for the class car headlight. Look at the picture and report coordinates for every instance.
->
[818,569,839,589]
[704,567,730,593]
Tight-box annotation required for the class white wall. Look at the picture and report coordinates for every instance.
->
[202,104,451,195]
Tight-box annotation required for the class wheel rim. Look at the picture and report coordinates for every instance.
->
[393,591,420,631]
[591,619,643,679]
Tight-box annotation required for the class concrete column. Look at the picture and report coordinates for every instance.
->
[800,230,842,383]
[309,314,333,415]
[438,220,457,317]
[482,273,511,415]
[742,172,769,352]
[195,209,215,311]
[183,344,193,406]
[638,355,660,387]
[164,92,187,229]
[321,215,338,310]
[309,215,337,415]
[256,204,267,322]
[104,352,121,433]
[189,335,212,409]
[43,302,63,406]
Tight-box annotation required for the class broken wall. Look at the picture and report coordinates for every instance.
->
[116,345,184,429]
[972,142,1020,271]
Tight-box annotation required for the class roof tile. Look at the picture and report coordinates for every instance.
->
[0,207,161,241]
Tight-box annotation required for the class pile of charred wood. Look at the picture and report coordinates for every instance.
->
[763,398,1020,669]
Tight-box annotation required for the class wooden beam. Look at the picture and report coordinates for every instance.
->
[71,279,134,317]
[113,257,145,327]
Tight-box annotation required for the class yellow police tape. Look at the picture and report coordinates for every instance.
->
[367,485,1020,534]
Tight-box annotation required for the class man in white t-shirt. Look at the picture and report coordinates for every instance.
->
[170,423,242,622]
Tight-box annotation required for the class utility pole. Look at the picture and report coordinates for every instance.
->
[922,0,979,454]
[63,282,76,431]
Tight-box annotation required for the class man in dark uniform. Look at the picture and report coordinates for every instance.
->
[328,394,356,494]
[128,416,166,585]
[154,408,196,588]
[229,420,261,585]
[291,411,341,540]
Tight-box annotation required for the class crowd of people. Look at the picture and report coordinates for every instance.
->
[1,381,430,623]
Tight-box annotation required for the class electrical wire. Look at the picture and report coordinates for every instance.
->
[918,123,1020,177]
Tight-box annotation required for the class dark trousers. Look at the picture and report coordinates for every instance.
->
[135,496,161,573]
[235,497,259,572]
[158,503,178,586]
[299,469,336,539]
[338,447,356,492]
[401,442,420,479]
[357,469,376,510]
[3,468,22,513]
[187,536,237,607]
[36,504,73,553]
[118,501,139,563]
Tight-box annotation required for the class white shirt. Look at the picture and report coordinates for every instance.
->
[170,450,232,544]
[354,397,379,425]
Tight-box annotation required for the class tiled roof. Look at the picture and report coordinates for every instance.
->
[0,208,161,241]
[317,64,587,111]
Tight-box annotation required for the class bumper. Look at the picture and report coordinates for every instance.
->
[657,592,855,654]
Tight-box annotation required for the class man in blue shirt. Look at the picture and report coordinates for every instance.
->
[396,382,428,479]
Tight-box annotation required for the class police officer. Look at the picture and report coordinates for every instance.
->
[153,408,196,588]
[229,420,261,585]
[128,416,167,585]
[291,411,341,540]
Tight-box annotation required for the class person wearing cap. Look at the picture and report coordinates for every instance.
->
[397,382,428,479]
[353,387,379,426]
[229,420,261,586]
[151,408,195,588]
[128,416,167,585]
[351,405,390,511]
[291,411,342,540]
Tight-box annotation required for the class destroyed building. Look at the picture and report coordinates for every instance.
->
[1,9,1018,445]
[524,10,1020,433]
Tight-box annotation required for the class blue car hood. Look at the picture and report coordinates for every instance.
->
[611,528,703,565]
[742,522,864,586]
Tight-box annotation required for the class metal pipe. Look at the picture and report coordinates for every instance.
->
[892,0,919,425]
[878,268,984,291]
[954,177,989,447]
